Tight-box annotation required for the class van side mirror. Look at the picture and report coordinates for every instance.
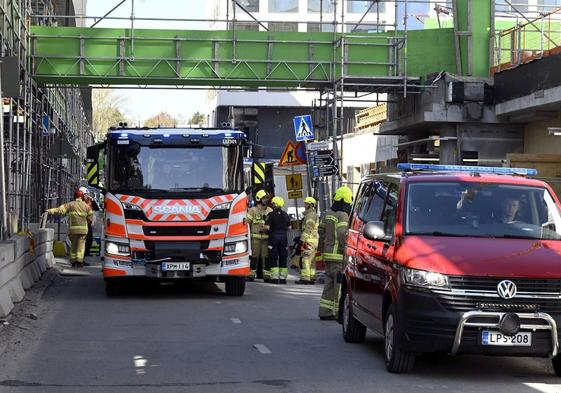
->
[363,221,387,241]
[252,144,265,159]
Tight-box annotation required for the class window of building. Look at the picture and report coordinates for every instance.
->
[269,0,298,12]
[538,0,561,12]
[346,24,380,33]
[495,0,528,13]
[347,1,385,14]
[307,22,335,32]
[269,22,299,31]
[229,21,260,31]
[308,0,335,13]
[238,0,260,12]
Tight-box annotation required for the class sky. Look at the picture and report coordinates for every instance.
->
[86,0,211,125]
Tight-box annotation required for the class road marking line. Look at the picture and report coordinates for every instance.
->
[253,344,272,354]
[230,318,242,324]
[525,383,561,393]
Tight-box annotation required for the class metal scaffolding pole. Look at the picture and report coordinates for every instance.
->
[0,61,7,239]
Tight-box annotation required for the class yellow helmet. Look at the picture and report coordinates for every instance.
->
[304,196,316,206]
[271,196,285,208]
[255,189,268,202]
[333,186,353,204]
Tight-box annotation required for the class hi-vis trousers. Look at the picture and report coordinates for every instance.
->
[318,261,342,318]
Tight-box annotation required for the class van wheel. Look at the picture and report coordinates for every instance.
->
[342,291,366,343]
[384,304,415,373]
[225,277,246,296]
[552,355,561,376]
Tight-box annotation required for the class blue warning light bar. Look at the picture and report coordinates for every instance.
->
[397,163,538,176]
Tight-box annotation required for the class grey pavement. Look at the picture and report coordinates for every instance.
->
[0,265,560,393]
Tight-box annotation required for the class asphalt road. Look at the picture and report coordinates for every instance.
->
[0,264,561,393]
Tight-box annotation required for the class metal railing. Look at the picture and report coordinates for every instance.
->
[491,6,561,73]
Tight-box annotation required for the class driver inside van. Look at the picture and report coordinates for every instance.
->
[496,197,521,223]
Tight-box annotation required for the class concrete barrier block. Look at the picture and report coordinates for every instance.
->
[8,278,25,303]
[0,235,30,260]
[20,264,34,290]
[29,263,41,282]
[45,252,55,268]
[0,286,15,318]
[36,255,47,273]
[32,229,48,245]
[0,244,15,270]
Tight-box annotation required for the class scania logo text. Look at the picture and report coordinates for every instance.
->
[153,205,201,214]
[497,280,517,299]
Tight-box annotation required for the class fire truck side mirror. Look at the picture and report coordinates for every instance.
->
[87,144,101,160]
[252,144,265,159]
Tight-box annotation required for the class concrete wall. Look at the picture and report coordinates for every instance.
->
[524,116,561,154]
[0,229,55,317]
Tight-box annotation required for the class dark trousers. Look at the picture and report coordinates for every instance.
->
[266,232,288,280]
[85,224,93,256]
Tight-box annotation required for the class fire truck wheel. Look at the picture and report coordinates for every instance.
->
[105,279,123,296]
[225,277,246,296]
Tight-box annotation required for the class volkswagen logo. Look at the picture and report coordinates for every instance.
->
[497,280,517,299]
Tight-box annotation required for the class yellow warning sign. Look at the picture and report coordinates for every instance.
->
[288,190,303,199]
[279,140,304,167]
[285,174,303,191]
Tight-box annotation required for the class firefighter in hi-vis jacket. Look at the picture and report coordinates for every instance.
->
[247,190,272,280]
[47,189,93,268]
[295,197,319,285]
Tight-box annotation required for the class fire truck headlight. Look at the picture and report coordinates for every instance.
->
[106,241,130,256]
[224,240,247,255]
[213,202,232,210]
[122,202,141,211]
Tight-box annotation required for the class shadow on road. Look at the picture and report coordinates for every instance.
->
[359,334,558,381]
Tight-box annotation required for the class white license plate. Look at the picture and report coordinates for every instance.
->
[482,331,532,346]
[161,262,190,271]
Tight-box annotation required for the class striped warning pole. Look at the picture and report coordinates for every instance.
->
[86,162,99,186]
[252,162,266,188]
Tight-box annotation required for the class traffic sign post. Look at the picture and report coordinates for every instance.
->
[293,115,314,142]
[279,140,306,167]
[288,190,303,199]
[285,173,303,191]
[309,149,339,178]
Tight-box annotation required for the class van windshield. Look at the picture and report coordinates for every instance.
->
[405,182,561,240]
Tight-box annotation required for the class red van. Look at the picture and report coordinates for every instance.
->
[341,164,561,374]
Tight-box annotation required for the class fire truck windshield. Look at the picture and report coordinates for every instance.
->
[108,142,244,195]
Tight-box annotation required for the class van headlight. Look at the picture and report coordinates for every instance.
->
[403,268,449,288]
[224,240,247,255]
[105,241,130,256]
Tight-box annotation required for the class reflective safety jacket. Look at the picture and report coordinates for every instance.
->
[318,209,349,262]
[300,207,319,248]
[48,198,93,235]
[247,205,273,240]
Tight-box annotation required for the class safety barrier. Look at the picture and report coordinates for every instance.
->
[0,228,55,317]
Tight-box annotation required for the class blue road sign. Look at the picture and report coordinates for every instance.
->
[293,115,314,142]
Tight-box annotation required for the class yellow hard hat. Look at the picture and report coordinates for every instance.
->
[255,189,268,202]
[304,196,316,205]
[333,186,353,204]
[271,196,285,208]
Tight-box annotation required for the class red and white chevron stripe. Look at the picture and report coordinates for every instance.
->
[117,194,236,222]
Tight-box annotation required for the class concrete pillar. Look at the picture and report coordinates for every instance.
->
[439,125,460,165]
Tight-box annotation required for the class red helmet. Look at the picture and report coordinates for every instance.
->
[74,189,84,199]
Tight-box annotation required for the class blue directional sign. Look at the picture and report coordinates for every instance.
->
[293,115,314,142]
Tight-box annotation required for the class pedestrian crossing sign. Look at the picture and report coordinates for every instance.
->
[293,115,314,142]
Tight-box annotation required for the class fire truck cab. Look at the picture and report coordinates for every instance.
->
[86,127,256,296]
